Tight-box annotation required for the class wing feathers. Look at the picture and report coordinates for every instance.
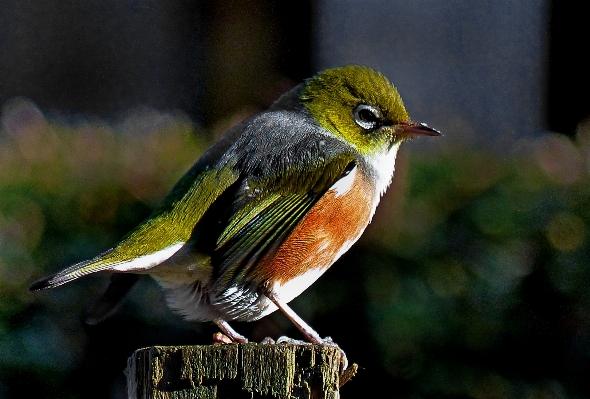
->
[213,194,316,290]
[209,157,357,291]
[30,167,239,291]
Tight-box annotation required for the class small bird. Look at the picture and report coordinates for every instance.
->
[30,65,440,365]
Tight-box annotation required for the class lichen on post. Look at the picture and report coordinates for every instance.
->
[126,343,356,399]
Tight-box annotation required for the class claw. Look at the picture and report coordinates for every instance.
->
[319,337,348,371]
[273,335,348,371]
[276,336,307,345]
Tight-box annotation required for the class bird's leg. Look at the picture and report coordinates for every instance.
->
[268,294,321,342]
[213,318,248,343]
[265,293,348,370]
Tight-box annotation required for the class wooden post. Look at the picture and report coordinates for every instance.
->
[126,343,357,399]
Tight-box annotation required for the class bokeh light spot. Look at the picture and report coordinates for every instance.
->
[546,212,587,252]
[535,134,584,185]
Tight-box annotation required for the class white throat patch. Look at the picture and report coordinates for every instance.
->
[368,142,401,197]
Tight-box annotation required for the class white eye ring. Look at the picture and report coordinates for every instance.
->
[353,104,381,130]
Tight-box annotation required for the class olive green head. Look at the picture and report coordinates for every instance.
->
[300,65,437,155]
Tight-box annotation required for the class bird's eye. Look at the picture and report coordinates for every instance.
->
[353,104,381,130]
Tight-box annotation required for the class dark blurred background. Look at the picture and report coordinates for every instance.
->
[1,1,590,398]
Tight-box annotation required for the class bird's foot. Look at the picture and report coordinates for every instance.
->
[276,335,308,345]
[263,335,348,371]
[315,336,349,372]
[263,293,349,371]
[260,336,276,344]
[260,336,314,345]
[212,332,234,344]
[213,319,248,344]
[212,330,248,344]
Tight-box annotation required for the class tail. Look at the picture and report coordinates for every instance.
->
[29,252,115,291]
[29,255,141,325]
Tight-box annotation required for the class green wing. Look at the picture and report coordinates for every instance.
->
[211,192,317,290]
[201,154,357,292]
[30,164,240,290]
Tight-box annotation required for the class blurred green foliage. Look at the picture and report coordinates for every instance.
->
[1,100,589,398]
